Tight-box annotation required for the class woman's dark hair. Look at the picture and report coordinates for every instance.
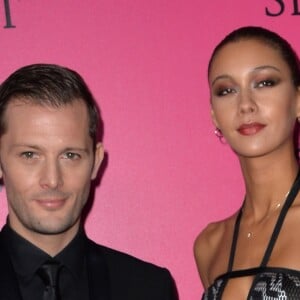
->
[208,26,300,88]
[0,64,103,147]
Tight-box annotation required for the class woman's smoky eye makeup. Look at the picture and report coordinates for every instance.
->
[211,72,281,97]
[254,78,278,88]
[211,80,236,97]
[252,68,281,88]
[214,86,234,97]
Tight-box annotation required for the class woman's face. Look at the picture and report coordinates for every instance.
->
[209,39,300,158]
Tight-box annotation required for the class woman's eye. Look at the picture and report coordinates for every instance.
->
[216,87,234,97]
[256,79,276,88]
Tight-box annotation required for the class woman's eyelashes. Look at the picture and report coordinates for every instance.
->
[254,78,278,88]
[213,78,280,97]
[214,85,236,97]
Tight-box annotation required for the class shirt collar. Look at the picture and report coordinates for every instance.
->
[54,226,86,279]
[1,224,86,280]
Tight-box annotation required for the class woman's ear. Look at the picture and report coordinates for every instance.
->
[210,108,220,128]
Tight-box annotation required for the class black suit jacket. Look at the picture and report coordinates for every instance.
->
[0,232,178,300]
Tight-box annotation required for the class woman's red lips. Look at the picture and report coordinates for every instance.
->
[237,123,266,135]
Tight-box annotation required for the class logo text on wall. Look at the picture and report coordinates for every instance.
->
[266,0,300,16]
[3,0,15,28]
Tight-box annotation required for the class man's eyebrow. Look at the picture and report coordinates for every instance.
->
[63,147,90,153]
[11,145,90,153]
[11,144,41,149]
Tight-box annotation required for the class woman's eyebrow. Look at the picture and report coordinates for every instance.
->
[252,65,281,73]
[211,65,281,86]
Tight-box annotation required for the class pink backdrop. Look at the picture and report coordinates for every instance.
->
[0,1,299,299]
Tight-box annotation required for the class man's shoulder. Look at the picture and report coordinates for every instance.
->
[85,238,178,299]
[86,238,169,276]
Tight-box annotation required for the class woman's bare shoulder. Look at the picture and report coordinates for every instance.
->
[194,214,237,288]
[194,213,236,255]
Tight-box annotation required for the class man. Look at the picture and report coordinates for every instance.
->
[0,64,177,300]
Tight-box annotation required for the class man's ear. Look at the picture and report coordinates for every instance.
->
[296,86,300,120]
[91,143,104,180]
[0,154,3,179]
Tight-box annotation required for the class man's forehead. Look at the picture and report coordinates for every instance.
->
[6,96,85,109]
[2,99,92,144]
[3,98,89,129]
[4,98,87,121]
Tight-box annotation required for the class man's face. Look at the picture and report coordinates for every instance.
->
[0,99,103,241]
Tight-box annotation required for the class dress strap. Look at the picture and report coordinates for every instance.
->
[260,169,300,266]
[227,205,243,272]
[227,169,300,271]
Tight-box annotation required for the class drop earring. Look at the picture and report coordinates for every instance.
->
[214,128,226,144]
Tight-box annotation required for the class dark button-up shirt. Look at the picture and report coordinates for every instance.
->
[1,224,90,300]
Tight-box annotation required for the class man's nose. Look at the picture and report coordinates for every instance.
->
[39,159,63,189]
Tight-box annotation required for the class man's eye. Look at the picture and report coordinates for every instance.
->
[63,152,81,160]
[21,152,36,159]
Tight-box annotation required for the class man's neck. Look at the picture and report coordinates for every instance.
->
[8,221,80,256]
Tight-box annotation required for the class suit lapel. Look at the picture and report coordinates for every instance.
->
[86,239,111,300]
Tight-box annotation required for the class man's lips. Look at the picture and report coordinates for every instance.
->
[35,198,66,210]
[237,123,266,135]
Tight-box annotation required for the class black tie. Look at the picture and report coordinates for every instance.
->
[37,261,61,300]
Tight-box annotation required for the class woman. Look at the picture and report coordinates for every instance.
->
[194,26,300,299]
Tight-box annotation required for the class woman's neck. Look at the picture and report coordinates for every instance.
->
[238,149,299,220]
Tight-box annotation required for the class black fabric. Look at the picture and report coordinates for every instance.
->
[86,239,178,300]
[202,170,300,300]
[1,225,89,300]
[37,261,61,300]
[0,225,178,300]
